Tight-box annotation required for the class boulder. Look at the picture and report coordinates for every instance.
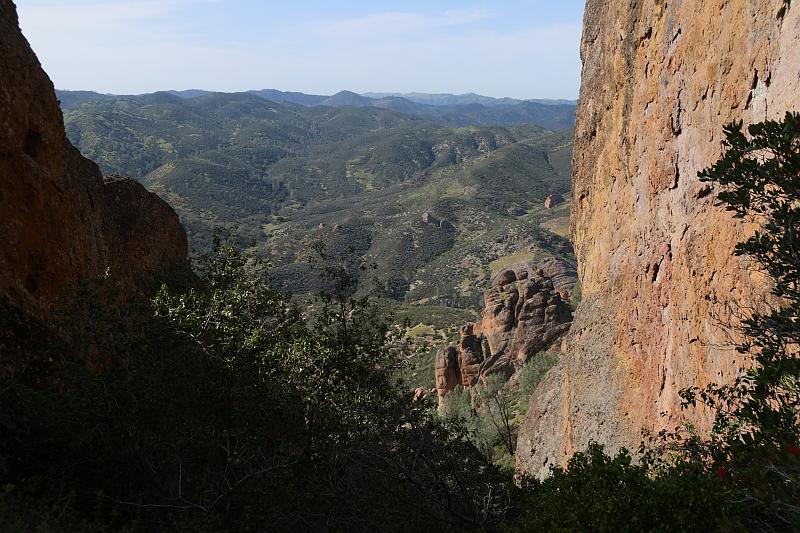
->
[421,211,440,226]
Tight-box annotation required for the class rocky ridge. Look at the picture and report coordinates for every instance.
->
[0,0,186,322]
[435,258,576,401]
[516,0,800,478]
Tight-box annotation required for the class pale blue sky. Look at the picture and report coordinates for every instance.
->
[16,1,585,99]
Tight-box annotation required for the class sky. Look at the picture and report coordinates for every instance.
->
[15,0,585,99]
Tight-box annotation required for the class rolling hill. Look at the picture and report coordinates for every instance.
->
[61,91,575,369]
[362,92,577,107]
[57,88,576,130]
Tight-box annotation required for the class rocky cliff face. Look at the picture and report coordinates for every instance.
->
[435,258,576,401]
[0,0,187,319]
[516,0,800,478]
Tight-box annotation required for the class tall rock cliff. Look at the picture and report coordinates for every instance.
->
[0,0,187,319]
[517,0,800,477]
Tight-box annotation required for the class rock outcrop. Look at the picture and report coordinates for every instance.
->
[435,258,576,401]
[544,193,564,209]
[536,256,577,302]
[421,211,454,230]
[0,0,187,320]
[517,0,800,478]
[421,211,441,226]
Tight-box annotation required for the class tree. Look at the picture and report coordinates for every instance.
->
[1,234,511,531]
[509,443,731,533]
[679,112,800,530]
[479,374,517,456]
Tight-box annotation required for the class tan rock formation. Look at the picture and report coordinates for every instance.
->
[517,0,800,478]
[0,0,187,319]
[435,258,576,401]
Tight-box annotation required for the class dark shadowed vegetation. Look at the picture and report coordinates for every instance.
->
[2,104,795,530]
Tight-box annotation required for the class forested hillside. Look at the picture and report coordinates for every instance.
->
[57,88,577,129]
[60,91,574,396]
[62,92,574,308]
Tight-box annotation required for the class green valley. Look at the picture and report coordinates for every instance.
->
[60,90,575,390]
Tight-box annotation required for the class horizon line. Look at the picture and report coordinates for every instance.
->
[54,87,579,102]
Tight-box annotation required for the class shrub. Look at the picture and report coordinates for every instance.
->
[570,280,582,310]
[509,443,734,532]
[518,352,559,397]
[478,374,518,456]
[0,236,510,531]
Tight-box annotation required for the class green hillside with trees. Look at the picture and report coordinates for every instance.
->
[62,93,574,311]
[57,89,577,130]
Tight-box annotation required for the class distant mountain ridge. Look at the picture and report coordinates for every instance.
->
[56,89,576,130]
[362,92,577,107]
[56,89,575,107]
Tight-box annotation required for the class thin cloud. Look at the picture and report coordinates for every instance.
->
[15,2,581,98]
[307,8,492,38]
[18,0,220,36]
[20,1,175,31]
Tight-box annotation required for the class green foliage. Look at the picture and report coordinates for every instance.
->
[57,89,577,130]
[436,353,559,469]
[440,373,532,467]
[441,386,475,422]
[478,374,518,456]
[63,93,543,223]
[508,444,734,532]
[518,352,559,397]
[440,386,497,462]
[62,94,577,381]
[62,94,574,312]
[570,280,582,310]
[0,236,509,531]
[674,112,800,530]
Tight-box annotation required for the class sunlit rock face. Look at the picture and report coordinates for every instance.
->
[435,258,576,402]
[0,0,187,319]
[516,0,800,478]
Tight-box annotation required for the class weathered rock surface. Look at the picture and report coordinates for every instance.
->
[544,193,564,209]
[536,256,577,302]
[435,258,576,401]
[0,0,187,320]
[421,211,441,226]
[517,0,800,478]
